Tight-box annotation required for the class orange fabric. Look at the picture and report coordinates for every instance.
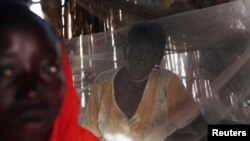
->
[49,47,99,141]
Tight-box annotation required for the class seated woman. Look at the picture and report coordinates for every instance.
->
[0,1,99,141]
[84,22,207,141]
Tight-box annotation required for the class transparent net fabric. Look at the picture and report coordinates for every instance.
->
[66,0,250,139]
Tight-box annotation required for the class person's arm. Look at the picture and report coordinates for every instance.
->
[166,114,207,141]
[165,75,207,141]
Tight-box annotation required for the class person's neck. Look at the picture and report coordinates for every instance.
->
[125,67,151,83]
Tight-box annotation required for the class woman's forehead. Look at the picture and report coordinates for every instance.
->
[0,24,58,54]
[0,28,60,67]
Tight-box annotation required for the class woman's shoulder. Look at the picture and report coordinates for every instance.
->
[158,68,176,80]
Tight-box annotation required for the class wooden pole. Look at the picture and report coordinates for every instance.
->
[41,0,63,38]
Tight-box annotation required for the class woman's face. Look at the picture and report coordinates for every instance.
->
[0,25,65,141]
[126,39,163,79]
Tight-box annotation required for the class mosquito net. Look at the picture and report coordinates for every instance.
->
[66,0,250,139]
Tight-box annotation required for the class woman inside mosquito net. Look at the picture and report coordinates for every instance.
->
[83,21,207,141]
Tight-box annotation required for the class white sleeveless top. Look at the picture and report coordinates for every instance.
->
[84,67,200,141]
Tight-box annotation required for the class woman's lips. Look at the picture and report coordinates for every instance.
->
[10,106,51,130]
[15,111,50,132]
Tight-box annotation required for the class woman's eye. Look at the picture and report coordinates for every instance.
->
[44,64,58,74]
[0,67,15,78]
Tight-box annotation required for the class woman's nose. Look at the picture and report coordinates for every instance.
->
[17,74,40,101]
